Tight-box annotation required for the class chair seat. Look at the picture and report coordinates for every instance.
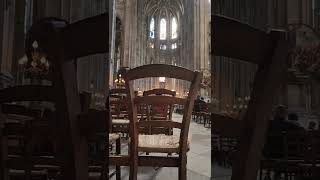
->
[112,119,129,124]
[138,134,190,153]
[109,133,120,142]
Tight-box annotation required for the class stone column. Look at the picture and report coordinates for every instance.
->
[11,0,26,79]
[0,0,4,70]
[1,0,16,73]
[120,0,138,68]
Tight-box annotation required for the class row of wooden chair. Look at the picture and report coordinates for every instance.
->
[260,130,320,180]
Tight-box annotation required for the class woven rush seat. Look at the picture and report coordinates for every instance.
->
[112,119,129,124]
[138,134,191,153]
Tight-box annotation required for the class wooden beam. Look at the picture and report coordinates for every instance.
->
[231,31,289,180]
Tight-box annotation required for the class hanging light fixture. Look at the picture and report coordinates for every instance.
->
[114,73,125,88]
[19,40,50,80]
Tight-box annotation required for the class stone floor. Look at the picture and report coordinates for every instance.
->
[109,113,212,180]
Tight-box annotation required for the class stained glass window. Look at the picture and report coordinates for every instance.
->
[149,17,155,38]
[160,18,167,40]
[171,17,178,39]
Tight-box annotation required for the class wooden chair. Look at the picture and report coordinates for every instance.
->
[212,113,240,167]
[211,15,289,180]
[260,130,306,180]
[0,14,109,180]
[143,88,176,135]
[297,130,320,180]
[109,88,130,134]
[0,88,60,180]
[81,92,122,180]
[123,64,202,180]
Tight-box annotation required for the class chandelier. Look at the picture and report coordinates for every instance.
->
[114,73,125,87]
[18,41,50,80]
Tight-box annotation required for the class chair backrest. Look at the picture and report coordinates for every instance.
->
[109,88,128,118]
[143,88,176,121]
[143,88,176,97]
[212,15,289,180]
[0,14,109,180]
[264,130,305,159]
[124,64,202,155]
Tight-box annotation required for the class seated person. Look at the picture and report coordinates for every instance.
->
[193,96,202,112]
[268,106,303,132]
[263,105,305,159]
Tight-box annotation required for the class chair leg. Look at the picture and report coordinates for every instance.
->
[116,138,121,180]
[179,156,187,180]
[129,150,138,180]
[129,165,138,180]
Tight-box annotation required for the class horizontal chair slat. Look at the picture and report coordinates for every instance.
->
[139,156,180,167]
[3,123,25,135]
[137,121,182,129]
[0,85,55,103]
[1,104,42,118]
[125,64,196,82]
[109,88,127,94]
[109,155,130,166]
[134,96,186,106]
[7,156,59,169]
[143,88,176,97]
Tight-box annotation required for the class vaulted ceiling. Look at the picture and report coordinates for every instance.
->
[144,0,184,18]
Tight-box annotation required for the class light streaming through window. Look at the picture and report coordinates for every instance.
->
[160,18,167,40]
[149,17,155,39]
[172,17,178,39]
[171,43,177,49]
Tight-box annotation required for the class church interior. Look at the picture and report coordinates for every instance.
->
[0,0,319,180]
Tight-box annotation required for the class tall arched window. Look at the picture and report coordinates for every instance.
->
[160,18,167,40]
[149,17,155,39]
[171,17,178,39]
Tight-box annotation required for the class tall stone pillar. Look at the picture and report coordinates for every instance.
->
[193,0,211,97]
[11,0,26,79]
[121,0,138,68]
[1,0,16,73]
[0,0,4,70]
